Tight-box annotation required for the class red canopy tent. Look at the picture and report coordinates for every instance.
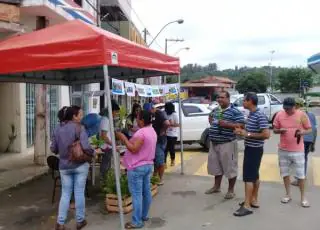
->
[0,20,182,230]
[0,19,179,84]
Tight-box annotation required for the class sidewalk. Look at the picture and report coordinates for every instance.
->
[0,150,48,193]
[64,173,320,230]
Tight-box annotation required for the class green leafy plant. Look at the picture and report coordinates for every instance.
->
[102,170,130,197]
[119,106,128,129]
[90,135,104,148]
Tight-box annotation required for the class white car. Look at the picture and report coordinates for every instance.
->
[162,103,211,145]
[231,93,283,122]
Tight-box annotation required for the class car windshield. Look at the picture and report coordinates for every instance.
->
[230,95,238,103]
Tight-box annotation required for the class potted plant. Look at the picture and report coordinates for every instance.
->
[102,172,160,213]
[102,170,132,213]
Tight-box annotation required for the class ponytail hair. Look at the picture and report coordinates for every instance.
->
[57,106,68,123]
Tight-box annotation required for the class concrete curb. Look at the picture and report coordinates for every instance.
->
[0,167,49,193]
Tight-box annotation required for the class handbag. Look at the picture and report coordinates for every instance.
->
[69,124,92,163]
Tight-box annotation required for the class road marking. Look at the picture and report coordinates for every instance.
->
[312,158,320,186]
[193,153,282,182]
[259,154,281,182]
[194,161,209,176]
[167,151,320,185]
[165,152,196,173]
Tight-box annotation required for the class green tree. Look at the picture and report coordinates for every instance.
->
[277,68,313,93]
[235,72,268,93]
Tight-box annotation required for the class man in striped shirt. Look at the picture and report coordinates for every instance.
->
[234,92,270,217]
[206,91,245,199]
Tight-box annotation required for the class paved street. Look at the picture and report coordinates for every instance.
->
[168,132,320,186]
[1,129,320,229]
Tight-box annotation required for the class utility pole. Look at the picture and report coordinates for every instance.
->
[143,28,148,44]
[163,38,184,84]
[269,50,275,93]
[34,16,48,165]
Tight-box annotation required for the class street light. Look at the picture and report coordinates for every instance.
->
[174,47,190,56]
[163,38,184,84]
[147,19,184,47]
[269,50,275,92]
[165,38,184,54]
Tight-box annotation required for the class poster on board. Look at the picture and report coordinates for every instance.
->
[135,84,148,97]
[124,82,135,97]
[151,86,161,97]
[146,86,153,97]
[112,79,125,95]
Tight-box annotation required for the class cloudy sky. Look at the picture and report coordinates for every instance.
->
[131,0,320,69]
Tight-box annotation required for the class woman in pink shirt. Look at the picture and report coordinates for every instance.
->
[116,110,157,229]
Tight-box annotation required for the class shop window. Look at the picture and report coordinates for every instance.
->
[26,84,60,147]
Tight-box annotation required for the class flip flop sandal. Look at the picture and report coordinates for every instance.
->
[301,200,310,208]
[233,206,253,217]
[205,187,221,194]
[239,201,260,209]
[281,197,292,204]
[224,192,235,200]
[125,222,143,229]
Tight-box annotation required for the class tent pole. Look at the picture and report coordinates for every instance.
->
[178,74,184,175]
[103,65,125,230]
[69,86,72,105]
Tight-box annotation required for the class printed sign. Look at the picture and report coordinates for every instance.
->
[124,82,135,97]
[135,84,147,97]
[167,84,178,94]
[112,78,125,95]
[151,86,161,97]
[111,52,118,65]
[146,86,153,97]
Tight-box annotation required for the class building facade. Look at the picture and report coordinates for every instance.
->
[0,0,145,154]
[182,76,236,100]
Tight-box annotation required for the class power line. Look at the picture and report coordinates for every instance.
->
[123,0,164,51]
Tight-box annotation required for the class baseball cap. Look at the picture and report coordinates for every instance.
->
[283,97,296,109]
[295,98,304,107]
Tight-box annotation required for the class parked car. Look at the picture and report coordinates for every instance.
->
[231,93,283,122]
[159,103,211,146]
[200,93,283,149]
[170,97,210,105]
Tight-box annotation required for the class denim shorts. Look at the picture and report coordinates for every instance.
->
[154,136,167,167]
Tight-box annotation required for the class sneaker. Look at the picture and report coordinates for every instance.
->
[170,160,175,166]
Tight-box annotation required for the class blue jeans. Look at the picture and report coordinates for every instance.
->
[57,163,89,225]
[127,164,153,227]
[155,136,167,167]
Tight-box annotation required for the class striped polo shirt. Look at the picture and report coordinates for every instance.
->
[209,104,245,143]
[245,108,269,147]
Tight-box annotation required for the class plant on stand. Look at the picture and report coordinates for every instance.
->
[102,170,160,213]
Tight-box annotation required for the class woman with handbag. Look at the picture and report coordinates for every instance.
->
[51,106,94,230]
[116,110,157,229]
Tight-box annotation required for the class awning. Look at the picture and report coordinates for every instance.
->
[0,19,180,85]
[308,53,320,73]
